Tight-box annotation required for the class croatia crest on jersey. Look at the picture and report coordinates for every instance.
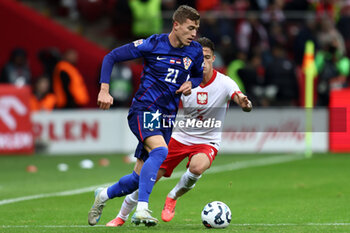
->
[183,57,192,70]
[197,92,208,105]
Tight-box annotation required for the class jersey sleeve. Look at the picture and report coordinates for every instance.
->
[100,36,157,83]
[188,47,204,88]
[225,76,241,100]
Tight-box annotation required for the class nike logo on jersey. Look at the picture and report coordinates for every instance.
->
[157,56,166,60]
[150,178,156,182]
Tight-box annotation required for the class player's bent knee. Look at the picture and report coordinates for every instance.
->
[189,153,211,175]
[189,161,210,175]
[189,166,206,176]
[150,146,168,161]
[144,135,168,151]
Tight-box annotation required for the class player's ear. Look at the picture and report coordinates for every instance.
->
[173,21,180,30]
[212,54,216,62]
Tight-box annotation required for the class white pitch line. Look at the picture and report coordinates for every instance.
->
[0,154,303,206]
[233,223,350,226]
[205,153,304,175]
[1,222,350,228]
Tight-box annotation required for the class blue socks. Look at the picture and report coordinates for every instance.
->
[106,146,168,202]
[138,146,168,202]
[107,171,139,199]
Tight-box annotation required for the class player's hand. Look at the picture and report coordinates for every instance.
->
[176,81,192,96]
[240,95,252,112]
[97,84,113,110]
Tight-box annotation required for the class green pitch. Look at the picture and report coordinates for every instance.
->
[0,152,350,233]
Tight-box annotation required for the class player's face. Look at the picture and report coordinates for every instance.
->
[174,19,199,46]
[202,47,215,75]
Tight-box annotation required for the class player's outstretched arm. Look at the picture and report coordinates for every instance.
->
[97,83,113,110]
[175,81,192,96]
[233,93,252,112]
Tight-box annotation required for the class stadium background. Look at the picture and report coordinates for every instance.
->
[0,0,349,155]
[1,1,350,232]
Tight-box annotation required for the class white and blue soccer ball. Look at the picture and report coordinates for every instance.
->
[201,201,231,228]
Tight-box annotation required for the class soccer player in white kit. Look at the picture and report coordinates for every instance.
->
[106,37,252,226]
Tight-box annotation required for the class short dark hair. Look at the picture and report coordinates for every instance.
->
[197,37,215,53]
[173,5,200,24]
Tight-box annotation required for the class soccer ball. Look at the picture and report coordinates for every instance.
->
[201,201,231,228]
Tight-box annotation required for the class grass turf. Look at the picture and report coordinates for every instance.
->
[0,153,349,232]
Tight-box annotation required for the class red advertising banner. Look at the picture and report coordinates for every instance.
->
[0,85,33,154]
[329,88,350,152]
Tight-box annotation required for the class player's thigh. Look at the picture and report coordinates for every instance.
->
[188,153,211,175]
[144,135,168,152]
[160,138,189,177]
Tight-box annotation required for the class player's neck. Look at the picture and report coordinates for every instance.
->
[168,32,184,48]
[201,69,213,86]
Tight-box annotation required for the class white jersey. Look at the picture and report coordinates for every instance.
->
[172,70,241,150]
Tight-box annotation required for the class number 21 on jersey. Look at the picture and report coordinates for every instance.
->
[165,68,179,83]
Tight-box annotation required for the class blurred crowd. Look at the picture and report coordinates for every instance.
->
[2,0,350,109]
[0,47,90,111]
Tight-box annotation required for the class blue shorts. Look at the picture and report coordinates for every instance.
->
[128,109,173,161]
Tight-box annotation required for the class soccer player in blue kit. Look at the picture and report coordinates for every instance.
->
[88,5,203,227]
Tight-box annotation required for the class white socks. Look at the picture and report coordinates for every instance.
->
[99,188,109,202]
[116,168,202,220]
[168,168,201,200]
[136,201,149,212]
[117,190,138,220]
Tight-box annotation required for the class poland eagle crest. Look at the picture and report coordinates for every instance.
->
[197,92,208,105]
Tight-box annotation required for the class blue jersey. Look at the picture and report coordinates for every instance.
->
[100,34,203,115]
